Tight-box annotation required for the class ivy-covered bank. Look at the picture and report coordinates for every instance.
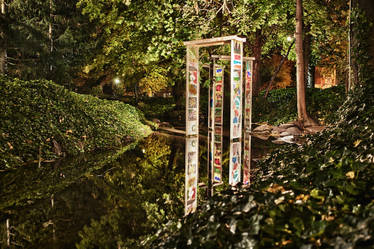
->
[0,76,151,169]
[146,79,374,248]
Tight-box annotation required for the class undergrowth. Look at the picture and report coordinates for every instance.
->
[145,79,374,248]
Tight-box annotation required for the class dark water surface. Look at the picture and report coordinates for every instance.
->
[0,133,274,248]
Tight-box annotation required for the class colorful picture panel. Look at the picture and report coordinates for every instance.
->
[243,132,251,185]
[188,109,197,121]
[185,46,199,215]
[185,137,198,215]
[243,61,253,185]
[188,97,197,108]
[186,46,199,136]
[211,65,224,184]
[229,142,241,185]
[230,40,243,140]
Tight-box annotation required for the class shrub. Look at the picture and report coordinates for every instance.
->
[145,80,374,248]
[253,85,346,125]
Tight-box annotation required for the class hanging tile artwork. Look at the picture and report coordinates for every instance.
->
[229,40,243,186]
[211,65,224,183]
[230,142,241,184]
[185,137,198,215]
[243,61,253,185]
[186,46,199,136]
[183,36,247,212]
[185,46,199,215]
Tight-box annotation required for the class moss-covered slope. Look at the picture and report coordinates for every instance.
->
[0,76,151,169]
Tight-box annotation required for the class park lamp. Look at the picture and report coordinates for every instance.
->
[287,36,293,42]
[113,77,121,85]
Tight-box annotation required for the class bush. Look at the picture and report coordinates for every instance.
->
[138,97,177,119]
[145,80,374,248]
[253,85,346,125]
[0,76,151,169]
[90,85,103,97]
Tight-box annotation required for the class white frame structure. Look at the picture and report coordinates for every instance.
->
[183,36,251,215]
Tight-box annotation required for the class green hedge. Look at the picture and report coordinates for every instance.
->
[0,76,151,169]
[253,85,346,125]
[146,80,374,248]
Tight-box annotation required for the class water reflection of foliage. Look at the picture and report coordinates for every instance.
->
[0,144,135,247]
[0,144,135,211]
[77,134,185,248]
[0,135,185,248]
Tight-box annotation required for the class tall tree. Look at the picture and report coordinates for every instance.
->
[1,0,94,86]
[296,0,319,126]
[49,0,53,72]
[77,0,190,99]
[181,0,295,95]
[296,0,308,124]
[0,0,6,74]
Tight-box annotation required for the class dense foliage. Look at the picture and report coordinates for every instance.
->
[146,77,374,247]
[253,85,346,125]
[1,0,94,87]
[0,76,151,169]
[72,0,349,99]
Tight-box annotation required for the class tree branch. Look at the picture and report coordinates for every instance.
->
[264,39,295,99]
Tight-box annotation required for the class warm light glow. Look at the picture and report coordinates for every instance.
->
[113,77,121,84]
[287,36,293,42]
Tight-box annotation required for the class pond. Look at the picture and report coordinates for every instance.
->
[0,132,275,248]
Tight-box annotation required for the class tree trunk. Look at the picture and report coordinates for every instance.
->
[0,0,6,74]
[6,218,10,246]
[348,0,353,91]
[350,0,360,88]
[49,0,53,73]
[309,65,315,88]
[252,29,262,96]
[304,24,311,88]
[296,0,311,125]
[172,77,184,110]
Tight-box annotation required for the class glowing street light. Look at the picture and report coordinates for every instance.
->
[113,77,121,85]
[287,36,293,42]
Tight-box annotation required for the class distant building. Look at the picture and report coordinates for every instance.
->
[314,66,337,89]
